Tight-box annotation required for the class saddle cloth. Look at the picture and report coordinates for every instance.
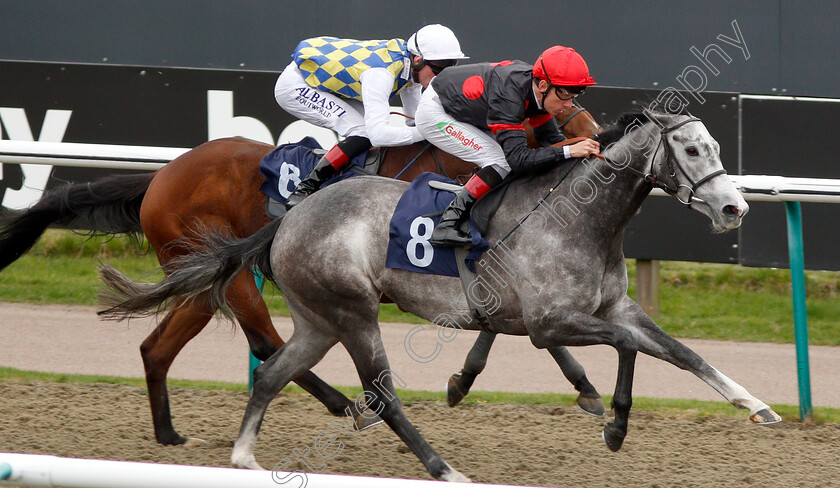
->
[386,172,489,277]
[258,137,369,205]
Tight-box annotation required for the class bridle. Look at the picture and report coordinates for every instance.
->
[556,105,587,129]
[597,115,727,207]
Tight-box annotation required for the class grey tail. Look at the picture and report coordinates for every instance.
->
[97,216,283,321]
[0,173,153,271]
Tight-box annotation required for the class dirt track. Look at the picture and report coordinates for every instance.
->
[2,302,840,487]
[1,381,839,487]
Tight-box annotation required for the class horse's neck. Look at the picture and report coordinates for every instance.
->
[590,128,659,221]
[498,126,656,246]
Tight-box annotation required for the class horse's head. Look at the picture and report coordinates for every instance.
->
[645,112,748,232]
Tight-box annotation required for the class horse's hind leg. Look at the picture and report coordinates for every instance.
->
[603,297,782,425]
[140,300,214,446]
[231,324,339,469]
[343,327,469,482]
[226,273,379,429]
[547,346,605,417]
[446,331,495,407]
[447,331,605,416]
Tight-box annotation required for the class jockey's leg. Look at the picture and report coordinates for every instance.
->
[414,84,508,247]
[431,165,504,247]
[274,61,367,209]
[285,135,371,209]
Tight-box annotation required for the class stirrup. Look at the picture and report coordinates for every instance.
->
[430,225,471,247]
[284,188,313,210]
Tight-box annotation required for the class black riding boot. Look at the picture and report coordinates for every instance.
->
[284,135,371,210]
[284,156,336,209]
[430,166,505,247]
[430,188,477,247]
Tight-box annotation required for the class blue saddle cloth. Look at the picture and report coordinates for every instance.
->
[386,173,489,277]
[258,137,368,204]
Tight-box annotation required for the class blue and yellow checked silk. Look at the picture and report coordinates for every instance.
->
[292,37,411,101]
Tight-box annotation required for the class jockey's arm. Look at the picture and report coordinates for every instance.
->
[359,68,424,147]
[494,128,571,173]
[398,83,421,127]
[529,114,566,146]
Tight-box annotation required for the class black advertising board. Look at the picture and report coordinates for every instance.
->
[2,61,839,269]
[0,60,331,211]
[739,97,840,271]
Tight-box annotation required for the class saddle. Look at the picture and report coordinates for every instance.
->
[386,174,511,330]
[262,139,386,219]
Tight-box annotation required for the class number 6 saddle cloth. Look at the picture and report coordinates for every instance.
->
[386,172,489,277]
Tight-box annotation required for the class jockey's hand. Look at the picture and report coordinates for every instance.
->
[568,138,601,159]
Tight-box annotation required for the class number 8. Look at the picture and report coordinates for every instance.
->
[407,216,434,267]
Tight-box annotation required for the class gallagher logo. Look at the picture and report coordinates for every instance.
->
[437,122,482,151]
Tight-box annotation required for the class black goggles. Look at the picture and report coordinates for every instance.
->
[552,85,585,100]
[426,59,458,75]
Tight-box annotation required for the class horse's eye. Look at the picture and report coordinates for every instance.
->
[686,147,699,156]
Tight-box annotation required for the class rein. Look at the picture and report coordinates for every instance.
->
[393,142,433,180]
[556,107,587,128]
[491,158,581,250]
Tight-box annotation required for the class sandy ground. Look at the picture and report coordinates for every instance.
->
[1,381,839,487]
[1,301,839,407]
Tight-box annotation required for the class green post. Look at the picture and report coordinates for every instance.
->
[784,201,813,421]
[249,271,265,393]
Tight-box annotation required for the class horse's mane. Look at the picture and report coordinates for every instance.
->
[596,107,691,148]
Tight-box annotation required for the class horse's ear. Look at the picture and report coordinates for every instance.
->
[641,109,670,131]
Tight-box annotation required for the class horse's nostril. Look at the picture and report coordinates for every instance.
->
[723,205,741,216]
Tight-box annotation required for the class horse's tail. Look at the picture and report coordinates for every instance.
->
[0,172,154,271]
[97,216,283,322]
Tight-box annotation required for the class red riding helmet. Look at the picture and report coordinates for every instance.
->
[532,46,596,87]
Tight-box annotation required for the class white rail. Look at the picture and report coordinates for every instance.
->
[0,140,188,170]
[3,140,839,203]
[0,453,545,488]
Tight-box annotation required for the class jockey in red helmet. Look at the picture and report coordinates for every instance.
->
[414,45,600,247]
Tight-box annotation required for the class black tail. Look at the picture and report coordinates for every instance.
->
[0,172,154,271]
[98,216,283,321]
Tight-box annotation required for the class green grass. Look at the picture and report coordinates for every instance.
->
[3,230,840,343]
[2,366,837,424]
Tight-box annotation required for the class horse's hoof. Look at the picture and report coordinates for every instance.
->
[231,453,264,470]
[446,374,468,408]
[602,422,626,452]
[750,408,782,425]
[440,463,471,482]
[182,437,207,447]
[576,394,606,417]
[353,412,384,431]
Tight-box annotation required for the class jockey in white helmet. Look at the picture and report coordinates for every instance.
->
[275,24,467,209]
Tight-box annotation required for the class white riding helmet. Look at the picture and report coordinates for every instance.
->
[406,24,468,61]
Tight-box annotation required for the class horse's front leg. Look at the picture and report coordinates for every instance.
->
[600,296,782,424]
[524,305,638,451]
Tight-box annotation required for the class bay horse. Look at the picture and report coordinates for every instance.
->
[97,109,781,481]
[0,105,602,446]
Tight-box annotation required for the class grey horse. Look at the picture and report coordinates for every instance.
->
[99,110,781,482]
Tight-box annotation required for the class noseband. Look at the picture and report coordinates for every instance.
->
[603,116,728,206]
